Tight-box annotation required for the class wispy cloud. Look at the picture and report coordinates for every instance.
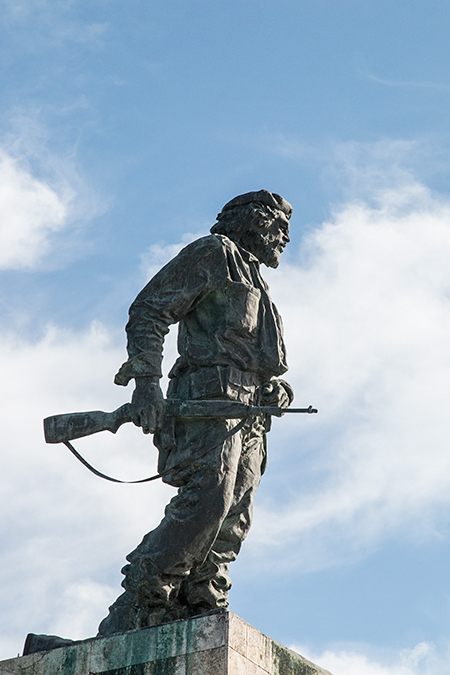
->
[0,112,105,271]
[0,150,70,269]
[265,134,450,209]
[0,0,107,50]
[324,138,423,203]
[364,72,450,93]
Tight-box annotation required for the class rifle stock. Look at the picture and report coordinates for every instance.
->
[44,404,132,444]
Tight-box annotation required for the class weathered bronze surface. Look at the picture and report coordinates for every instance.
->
[96,190,297,635]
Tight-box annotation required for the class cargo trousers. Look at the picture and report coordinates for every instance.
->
[98,367,267,635]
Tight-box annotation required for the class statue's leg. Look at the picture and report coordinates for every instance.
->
[98,417,243,635]
[179,417,266,613]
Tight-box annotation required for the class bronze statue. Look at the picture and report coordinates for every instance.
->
[97,190,296,634]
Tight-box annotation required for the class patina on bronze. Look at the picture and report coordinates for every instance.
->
[91,189,303,635]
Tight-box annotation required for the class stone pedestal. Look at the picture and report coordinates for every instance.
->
[0,610,332,675]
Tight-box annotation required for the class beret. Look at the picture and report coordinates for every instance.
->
[219,190,293,219]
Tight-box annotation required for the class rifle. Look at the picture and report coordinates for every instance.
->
[43,400,318,484]
[44,400,318,444]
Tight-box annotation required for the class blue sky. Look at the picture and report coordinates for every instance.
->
[2,1,450,673]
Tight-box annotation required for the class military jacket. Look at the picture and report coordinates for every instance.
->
[114,234,288,387]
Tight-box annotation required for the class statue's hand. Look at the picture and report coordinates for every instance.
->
[131,377,165,434]
[259,379,294,409]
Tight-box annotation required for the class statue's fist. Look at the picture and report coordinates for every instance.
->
[131,378,165,434]
[259,379,294,409]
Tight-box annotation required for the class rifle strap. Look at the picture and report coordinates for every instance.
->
[63,417,248,484]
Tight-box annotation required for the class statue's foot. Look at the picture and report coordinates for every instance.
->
[97,590,140,636]
[98,590,186,636]
[23,633,75,655]
[179,577,229,615]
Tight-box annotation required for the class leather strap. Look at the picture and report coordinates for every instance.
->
[63,417,248,484]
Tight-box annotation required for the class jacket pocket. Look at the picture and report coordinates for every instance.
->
[225,281,261,334]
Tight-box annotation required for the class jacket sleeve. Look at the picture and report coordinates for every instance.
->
[114,236,226,385]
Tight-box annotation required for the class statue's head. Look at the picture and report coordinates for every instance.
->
[210,190,293,268]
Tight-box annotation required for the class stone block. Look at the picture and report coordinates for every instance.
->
[0,611,332,674]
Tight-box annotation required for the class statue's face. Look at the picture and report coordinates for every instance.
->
[255,211,290,268]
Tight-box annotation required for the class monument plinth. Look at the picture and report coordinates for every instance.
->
[0,611,331,675]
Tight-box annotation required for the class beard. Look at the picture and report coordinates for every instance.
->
[239,230,283,268]
[257,240,282,268]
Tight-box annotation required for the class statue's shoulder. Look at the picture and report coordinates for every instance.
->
[178,234,233,259]
[195,233,242,256]
[208,233,235,250]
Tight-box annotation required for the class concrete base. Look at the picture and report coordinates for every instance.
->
[0,610,332,674]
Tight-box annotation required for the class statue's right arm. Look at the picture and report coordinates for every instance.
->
[114,236,226,432]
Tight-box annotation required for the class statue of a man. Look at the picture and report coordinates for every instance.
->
[98,190,294,635]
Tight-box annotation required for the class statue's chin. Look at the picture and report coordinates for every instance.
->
[261,250,281,268]
[264,259,279,269]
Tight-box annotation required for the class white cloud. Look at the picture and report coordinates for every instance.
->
[0,111,105,271]
[48,579,115,640]
[296,641,445,675]
[246,177,450,570]
[325,139,429,204]
[0,150,71,269]
[0,322,175,656]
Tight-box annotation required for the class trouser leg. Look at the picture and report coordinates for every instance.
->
[180,417,266,613]
[98,417,243,635]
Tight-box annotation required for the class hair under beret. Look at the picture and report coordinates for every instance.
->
[218,190,293,219]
